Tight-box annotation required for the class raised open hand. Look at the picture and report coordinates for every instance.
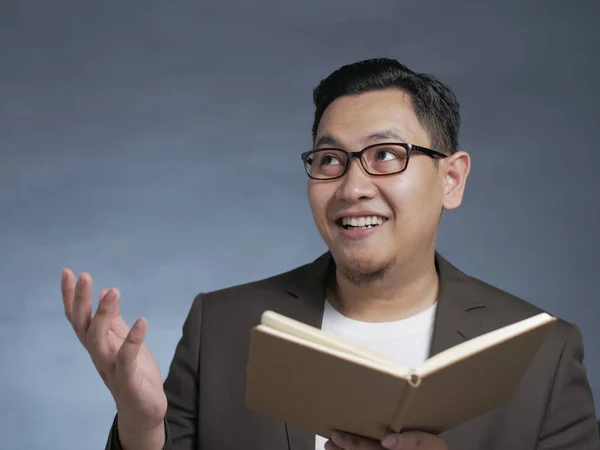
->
[61,269,167,432]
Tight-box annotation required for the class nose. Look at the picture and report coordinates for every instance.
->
[335,157,377,202]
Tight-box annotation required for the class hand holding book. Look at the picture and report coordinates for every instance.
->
[326,430,447,450]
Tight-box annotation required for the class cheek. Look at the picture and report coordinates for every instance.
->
[383,172,441,222]
[307,184,330,222]
[379,178,410,215]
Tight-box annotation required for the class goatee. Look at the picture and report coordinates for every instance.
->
[337,259,391,286]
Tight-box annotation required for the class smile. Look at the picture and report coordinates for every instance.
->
[336,215,388,230]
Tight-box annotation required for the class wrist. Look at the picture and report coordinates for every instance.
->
[117,414,165,450]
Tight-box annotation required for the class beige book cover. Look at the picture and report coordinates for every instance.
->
[245,310,557,440]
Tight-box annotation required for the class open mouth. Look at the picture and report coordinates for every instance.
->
[336,216,388,230]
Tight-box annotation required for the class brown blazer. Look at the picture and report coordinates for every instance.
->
[105,252,599,450]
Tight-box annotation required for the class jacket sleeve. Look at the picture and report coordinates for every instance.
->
[537,323,599,449]
[105,293,205,450]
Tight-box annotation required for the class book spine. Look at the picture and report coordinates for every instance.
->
[387,371,421,433]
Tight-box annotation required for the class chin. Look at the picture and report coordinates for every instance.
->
[331,247,393,285]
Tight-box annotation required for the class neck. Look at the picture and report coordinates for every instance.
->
[328,251,439,323]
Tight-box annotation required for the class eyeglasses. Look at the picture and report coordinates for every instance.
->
[300,142,447,180]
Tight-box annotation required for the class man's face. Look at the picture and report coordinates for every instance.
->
[307,88,465,284]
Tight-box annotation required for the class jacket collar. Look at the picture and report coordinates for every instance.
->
[280,250,490,356]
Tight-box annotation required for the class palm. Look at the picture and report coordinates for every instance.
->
[62,269,167,430]
[105,315,167,425]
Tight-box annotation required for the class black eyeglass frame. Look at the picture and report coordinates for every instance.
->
[300,142,448,180]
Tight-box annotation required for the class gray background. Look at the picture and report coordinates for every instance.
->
[1,0,598,448]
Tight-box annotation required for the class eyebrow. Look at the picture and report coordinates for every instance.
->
[365,129,408,142]
[314,128,409,148]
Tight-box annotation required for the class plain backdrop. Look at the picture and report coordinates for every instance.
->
[1,1,598,448]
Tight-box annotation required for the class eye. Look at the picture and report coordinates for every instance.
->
[374,149,399,161]
[317,153,343,166]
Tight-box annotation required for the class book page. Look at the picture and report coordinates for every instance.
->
[246,326,413,440]
[416,312,556,376]
[260,311,407,374]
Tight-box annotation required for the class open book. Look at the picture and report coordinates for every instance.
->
[245,310,557,440]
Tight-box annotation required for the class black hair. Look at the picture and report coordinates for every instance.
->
[311,58,461,154]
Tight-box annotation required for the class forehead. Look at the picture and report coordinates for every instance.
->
[315,89,430,148]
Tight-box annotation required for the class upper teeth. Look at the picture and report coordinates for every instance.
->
[341,216,385,227]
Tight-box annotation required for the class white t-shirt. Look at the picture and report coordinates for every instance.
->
[314,299,437,450]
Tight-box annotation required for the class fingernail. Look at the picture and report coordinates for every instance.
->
[381,435,398,449]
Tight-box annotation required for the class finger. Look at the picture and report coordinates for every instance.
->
[116,317,148,374]
[86,288,120,358]
[381,431,446,450]
[381,434,406,450]
[98,289,131,338]
[325,440,343,450]
[71,273,94,341]
[96,289,131,339]
[99,288,110,301]
[61,268,76,321]
[331,431,381,449]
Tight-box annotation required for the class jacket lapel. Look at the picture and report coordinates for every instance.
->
[274,252,333,450]
[278,251,332,328]
[428,252,489,357]
[427,253,491,443]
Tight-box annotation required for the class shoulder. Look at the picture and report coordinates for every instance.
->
[463,272,548,318]
[185,257,318,315]
[441,255,577,350]
[203,259,313,299]
[452,265,598,445]
[480,274,578,356]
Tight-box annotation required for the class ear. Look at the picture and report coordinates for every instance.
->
[442,150,471,210]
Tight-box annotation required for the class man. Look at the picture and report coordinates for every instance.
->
[61,58,599,450]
